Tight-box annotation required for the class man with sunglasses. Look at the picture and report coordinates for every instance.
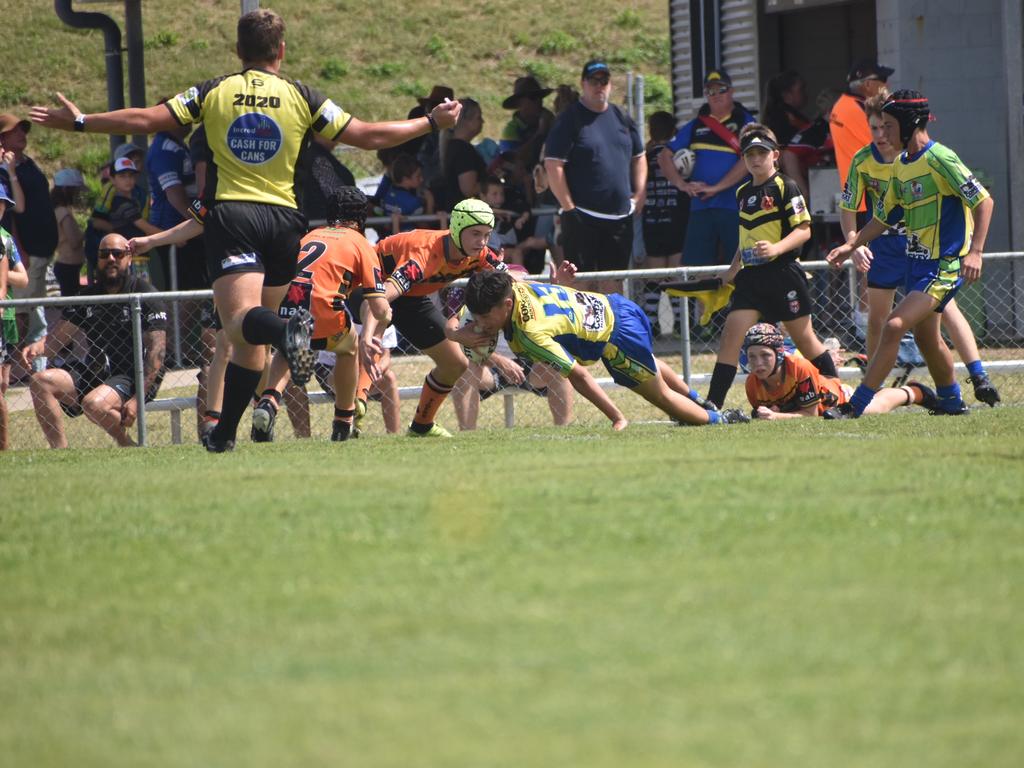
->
[658,69,754,269]
[24,234,167,448]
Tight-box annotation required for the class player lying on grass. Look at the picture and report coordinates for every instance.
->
[741,323,937,420]
[463,270,750,429]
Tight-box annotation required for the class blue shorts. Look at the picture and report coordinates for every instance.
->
[906,255,962,311]
[601,294,658,388]
[866,235,907,290]
[683,208,739,267]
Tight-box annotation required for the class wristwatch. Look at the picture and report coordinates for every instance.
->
[73,114,86,133]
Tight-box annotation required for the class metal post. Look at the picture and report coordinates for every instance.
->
[679,296,692,385]
[123,0,147,148]
[636,75,646,145]
[241,0,260,14]
[503,393,516,428]
[846,261,858,326]
[130,295,148,446]
[170,244,183,368]
[626,70,635,121]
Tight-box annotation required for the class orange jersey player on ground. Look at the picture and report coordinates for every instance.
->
[741,323,937,420]
[252,187,391,442]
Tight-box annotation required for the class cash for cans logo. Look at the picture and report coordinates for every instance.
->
[227,113,283,164]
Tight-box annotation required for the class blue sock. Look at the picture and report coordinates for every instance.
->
[850,384,876,415]
[707,410,722,425]
[937,382,962,403]
[688,387,701,401]
[966,360,986,378]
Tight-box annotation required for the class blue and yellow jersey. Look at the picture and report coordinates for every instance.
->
[841,143,905,255]
[875,140,989,260]
[505,281,616,376]
[166,67,353,209]
[736,173,811,267]
[667,103,754,211]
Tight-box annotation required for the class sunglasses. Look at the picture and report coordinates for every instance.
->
[98,248,129,260]
[704,85,730,96]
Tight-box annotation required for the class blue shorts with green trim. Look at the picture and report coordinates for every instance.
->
[601,294,658,388]
[906,255,962,312]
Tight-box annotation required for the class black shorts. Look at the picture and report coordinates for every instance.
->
[57,360,157,418]
[347,290,447,352]
[204,201,307,287]
[562,210,634,272]
[729,260,812,322]
[642,222,683,259]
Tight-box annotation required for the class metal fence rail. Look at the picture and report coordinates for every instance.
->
[2,253,1021,450]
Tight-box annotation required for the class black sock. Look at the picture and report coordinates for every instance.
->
[210,362,262,443]
[810,350,838,378]
[334,407,355,421]
[260,388,283,405]
[707,363,738,409]
[241,306,286,347]
[203,409,221,421]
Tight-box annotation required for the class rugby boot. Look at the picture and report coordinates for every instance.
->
[968,373,1000,407]
[283,308,315,386]
[198,417,218,446]
[719,408,751,424]
[250,397,278,443]
[929,399,970,416]
[202,428,235,453]
[331,419,353,442]
[690,390,716,411]
[823,403,860,420]
[906,381,939,411]
[406,423,453,438]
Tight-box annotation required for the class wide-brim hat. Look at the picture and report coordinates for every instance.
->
[417,85,454,109]
[0,113,31,134]
[502,76,554,109]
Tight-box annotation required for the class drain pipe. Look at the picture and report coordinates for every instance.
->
[53,0,124,156]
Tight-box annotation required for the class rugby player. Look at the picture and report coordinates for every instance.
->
[30,8,460,451]
[826,90,995,418]
[740,323,937,420]
[463,270,750,429]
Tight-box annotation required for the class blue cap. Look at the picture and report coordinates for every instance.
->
[0,181,14,205]
[581,60,610,80]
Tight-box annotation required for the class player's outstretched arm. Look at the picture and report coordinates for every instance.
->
[567,364,627,430]
[827,218,888,265]
[338,101,461,150]
[31,92,178,135]
[129,218,205,256]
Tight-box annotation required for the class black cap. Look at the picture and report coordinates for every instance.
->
[581,60,610,80]
[740,132,779,154]
[703,69,732,88]
[847,58,895,84]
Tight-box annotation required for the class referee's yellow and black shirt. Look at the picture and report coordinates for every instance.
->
[736,172,810,268]
[165,68,353,209]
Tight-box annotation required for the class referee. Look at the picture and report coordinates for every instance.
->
[31,9,460,451]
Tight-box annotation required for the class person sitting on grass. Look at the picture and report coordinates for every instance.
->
[741,322,937,420]
[463,269,747,430]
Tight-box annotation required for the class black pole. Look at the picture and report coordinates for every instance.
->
[123,0,147,150]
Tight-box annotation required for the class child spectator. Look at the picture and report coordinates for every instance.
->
[51,168,86,296]
[641,111,690,334]
[480,175,547,267]
[1,183,30,450]
[89,158,160,277]
[381,153,434,231]
[704,123,838,410]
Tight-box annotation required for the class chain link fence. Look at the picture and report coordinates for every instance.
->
[2,253,1022,450]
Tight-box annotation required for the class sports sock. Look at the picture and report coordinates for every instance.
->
[241,306,287,348]
[411,372,453,430]
[936,382,963,411]
[810,350,838,378]
[706,410,722,425]
[966,360,986,378]
[210,362,262,443]
[203,409,221,422]
[850,383,876,415]
[334,407,355,423]
[707,363,738,409]
[260,388,282,406]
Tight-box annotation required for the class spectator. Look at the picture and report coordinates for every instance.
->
[315,325,402,436]
[406,85,454,189]
[762,70,810,147]
[781,87,838,201]
[89,158,160,252]
[302,133,357,224]
[0,113,57,365]
[25,233,167,449]
[115,142,148,192]
[499,76,555,172]
[830,58,893,194]
[145,118,200,290]
[441,98,486,211]
[1,182,29,449]
[51,169,86,296]
[658,69,754,269]
[544,60,645,294]
[382,153,434,230]
[479,175,545,265]
[641,111,690,334]
[552,84,579,116]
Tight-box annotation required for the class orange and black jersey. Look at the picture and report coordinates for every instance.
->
[736,172,811,267]
[376,229,506,297]
[745,355,845,415]
[166,68,352,209]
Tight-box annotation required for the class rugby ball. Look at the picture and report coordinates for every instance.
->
[673,148,696,179]
[459,309,498,364]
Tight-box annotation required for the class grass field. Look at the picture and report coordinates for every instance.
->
[2,409,1023,767]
